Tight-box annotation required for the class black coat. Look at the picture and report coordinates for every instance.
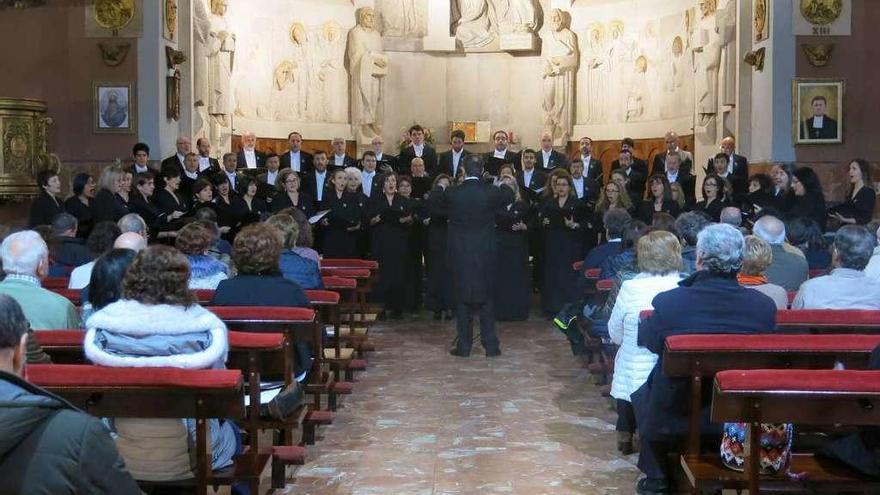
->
[28,192,65,228]
[365,193,413,311]
[399,144,438,176]
[515,168,548,206]
[0,370,141,494]
[302,171,334,204]
[279,150,313,174]
[91,189,129,224]
[64,196,93,238]
[535,149,570,171]
[438,149,470,178]
[236,150,267,168]
[271,191,316,218]
[439,179,514,303]
[321,190,363,258]
[694,197,728,222]
[160,154,185,174]
[705,154,749,203]
[828,187,876,225]
[573,156,604,184]
[634,271,777,440]
[231,196,268,227]
[369,153,399,174]
[482,150,519,176]
[610,159,649,200]
[637,198,681,224]
[494,200,531,320]
[212,274,310,308]
[329,154,358,170]
[50,236,91,270]
[154,188,189,220]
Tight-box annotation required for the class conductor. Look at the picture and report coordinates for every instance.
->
[440,155,514,357]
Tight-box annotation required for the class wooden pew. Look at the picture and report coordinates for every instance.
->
[777,309,880,333]
[42,277,69,289]
[324,276,373,357]
[28,364,255,495]
[707,369,880,494]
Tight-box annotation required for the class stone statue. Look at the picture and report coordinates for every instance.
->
[583,22,607,123]
[347,7,388,143]
[289,22,316,120]
[541,9,578,145]
[193,0,234,150]
[454,0,494,48]
[319,21,349,123]
[379,0,425,37]
[716,2,737,107]
[271,60,299,120]
[493,0,536,34]
[692,0,722,132]
[192,0,211,139]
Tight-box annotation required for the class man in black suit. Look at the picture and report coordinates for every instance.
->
[651,131,693,177]
[161,136,191,174]
[800,95,838,140]
[359,151,382,199]
[482,130,518,176]
[370,135,398,173]
[195,138,221,174]
[535,132,569,171]
[611,149,648,200]
[236,132,266,169]
[130,142,160,182]
[569,159,599,205]
[329,137,357,170]
[303,150,332,204]
[610,137,647,175]
[440,155,514,357]
[631,224,776,495]
[257,153,282,199]
[574,136,604,184]
[515,149,548,205]
[705,136,749,203]
[179,152,205,200]
[279,131,313,174]
[662,151,696,207]
[221,152,247,194]
[438,129,470,178]
[398,124,438,176]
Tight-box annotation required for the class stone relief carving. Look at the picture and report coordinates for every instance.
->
[452,0,538,50]
[541,9,578,145]
[193,0,234,150]
[348,7,388,143]
[378,0,427,38]
[692,0,722,138]
[454,0,495,48]
[319,21,349,123]
[582,22,607,124]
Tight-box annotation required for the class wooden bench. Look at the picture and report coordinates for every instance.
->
[702,369,880,494]
[777,309,880,333]
[28,364,257,495]
[42,276,70,289]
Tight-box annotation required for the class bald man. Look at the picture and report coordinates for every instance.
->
[236,132,266,168]
[705,136,749,203]
[113,232,147,252]
[160,136,191,174]
[651,131,694,176]
[535,132,570,171]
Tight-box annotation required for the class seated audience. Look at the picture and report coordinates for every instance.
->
[266,214,323,289]
[632,224,777,495]
[739,236,789,309]
[793,225,880,309]
[674,211,711,274]
[117,212,148,239]
[113,232,147,253]
[175,222,228,289]
[277,207,321,267]
[85,245,238,479]
[752,215,809,291]
[49,213,90,275]
[786,216,831,270]
[608,231,683,455]
[600,220,647,281]
[582,208,630,270]
[0,294,139,492]
[863,224,880,279]
[80,248,138,322]
[68,221,121,289]
[0,231,79,329]
[719,206,744,231]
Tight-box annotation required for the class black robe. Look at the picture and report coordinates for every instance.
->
[494,200,532,321]
[402,196,426,312]
[29,192,65,228]
[91,189,129,224]
[539,196,587,314]
[154,188,189,223]
[637,198,681,224]
[271,191,316,219]
[320,190,362,258]
[63,196,93,239]
[425,188,453,312]
[231,196,269,228]
[365,194,412,312]
[694,197,727,222]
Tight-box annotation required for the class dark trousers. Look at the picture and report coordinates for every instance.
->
[616,399,636,433]
[454,300,500,355]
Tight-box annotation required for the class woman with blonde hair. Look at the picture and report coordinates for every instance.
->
[92,165,130,223]
[607,230,683,454]
[738,235,788,308]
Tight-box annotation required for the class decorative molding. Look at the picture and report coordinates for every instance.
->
[744,47,766,71]
[97,42,132,67]
[801,43,834,67]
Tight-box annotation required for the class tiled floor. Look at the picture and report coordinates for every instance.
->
[282,317,640,494]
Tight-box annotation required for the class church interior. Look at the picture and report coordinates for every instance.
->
[1,0,880,494]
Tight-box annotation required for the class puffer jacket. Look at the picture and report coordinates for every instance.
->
[0,370,140,494]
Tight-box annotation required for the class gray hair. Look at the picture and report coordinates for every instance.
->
[753,215,786,245]
[674,211,710,246]
[117,213,147,236]
[603,208,632,239]
[834,225,876,270]
[1,231,48,276]
[344,166,362,185]
[51,213,79,234]
[696,223,745,274]
[719,207,742,227]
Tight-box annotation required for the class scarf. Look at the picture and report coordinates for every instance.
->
[737,274,767,286]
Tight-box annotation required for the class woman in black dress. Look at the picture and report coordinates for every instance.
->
[116,170,132,214]
[91,166,129,224]
[28,170,65,228]
[829,158,876,226]
[425,174,453,320]
[638,175,680,224]
[540,169,587,315]
[494,177,532,321]
[788,166,827,230]
[272,169,316,218]
[231,176,268,229]
[320,168,362,258]
[64,173,96,238]
[189,178,215,215]
[154,166,189,225]
[129,171,181,242]
[694,174,727,222]
[398,175,424,313]
[210,173,236,237]
[742,173,774,222]
[366,173,412,319]
[770,163,796,214]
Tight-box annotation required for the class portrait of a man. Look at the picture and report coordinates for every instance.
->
[794,78,843,144]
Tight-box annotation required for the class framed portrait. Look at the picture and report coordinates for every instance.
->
[792,78,843,145]
[94,82,136,134]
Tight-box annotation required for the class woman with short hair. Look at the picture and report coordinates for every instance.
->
[607,230,684,455]
[176,222,228,289]
[738,235,788,309]
[272,169,315,218]
[265,213,322,290]
[29,170,65,228]
[84,245,239,481]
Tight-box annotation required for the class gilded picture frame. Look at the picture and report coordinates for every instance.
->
[94,82,136,134]
[792,78,843,145]
[163,0,177,41]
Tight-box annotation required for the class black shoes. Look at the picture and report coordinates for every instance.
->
[485,349,502,357]
[636,477,668,495]
[449,348,470,357]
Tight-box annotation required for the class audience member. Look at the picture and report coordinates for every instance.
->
[583,208,630,270]
[607,231,683,455]
[176,222,228,289]
[631,224,776,495]
[0,294,139,492]
[863,224,880,279]
[113,232,147,252]
[673,211,710,274]
[68,222,121,289]
[81,248,138,322]
[48,213,90,275]
[786,217,831,270]
[279,207,321,266]
[752,215,809,291]
[265,214,323,289]
[793,225,880,309]
[739,236,789,309]
[116,212,148,239]
[0,231,79,329]
[719,206,743,229]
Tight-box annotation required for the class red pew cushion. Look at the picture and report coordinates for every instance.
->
[666,334,880,352]
[596,279,614,291]
[777,309,880,327]
[50,288,81,305]
[35,329,86,347]
[716,369,880,394]
[228,331,283,350]
[43,277,70,289]
[321,259,378,270]
[320,268,370,279]
[321,276,357,289]
[207,306,315,322]
[584,268,600,279]
[28,364,242,389]
[305,290,340,305]
[572,261,584,271]
[193,289,215,303]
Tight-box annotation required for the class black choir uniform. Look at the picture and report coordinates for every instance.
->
[828,187,876,226]
[271,190,316,219]
[256,170,282,201]
[694,197,728,222]
[482,149,518,176]
[425,186,453,315]
[651,150,694,177]
[438,149,470,178]
[786,191,828,231]
[329,154,358,170]
[280,150,313,175]
[366,193,413,315]
[610,160,649,201]
[402,194,426,312]
[539,195,587,315]
[64,196,93,239]
[231,195,269,228]
[212,194,238,235]
[398,144,438,176]
[179,170,204,201]
[574,155,605,184]
[154,187,189,227]
[221,169,247,195]
[129,190,173,242]
[742,189,774,223]
[705,154,749,204]
[303,170,333,206]
[535,149,569,171]
[371,153,399,174]
[197,156,222,175]
[637,198,681,224]
[493,199,532,321]
[571,175,600,252]
[236,149,267,169]
[665,170,697,208]
[321,190,362,258]
[28,192,64,228]
[160,154,185,174]
[771,187,796,215]
[91,189,129,224]
[517,168,548,290]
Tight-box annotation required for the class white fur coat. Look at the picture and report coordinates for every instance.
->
[84,299,228,369]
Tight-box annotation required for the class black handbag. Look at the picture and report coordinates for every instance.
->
[265,381,305,420]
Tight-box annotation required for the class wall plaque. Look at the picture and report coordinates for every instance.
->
[793,0,851,36]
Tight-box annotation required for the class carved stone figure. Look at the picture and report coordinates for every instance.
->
[493,0,537,34]
[289,22,316,120]
[716,2,737,106]
[271,61,299,120]
[692,0,722,129]
[379,0,425,37]
[604,20,633,122]
[319,21,348,123]
[164,0,177,41]
[454,0,494,48]
[193,0,234,149]
[347,7,388,142]
[583,22,606,123]
[541,9,578,145]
